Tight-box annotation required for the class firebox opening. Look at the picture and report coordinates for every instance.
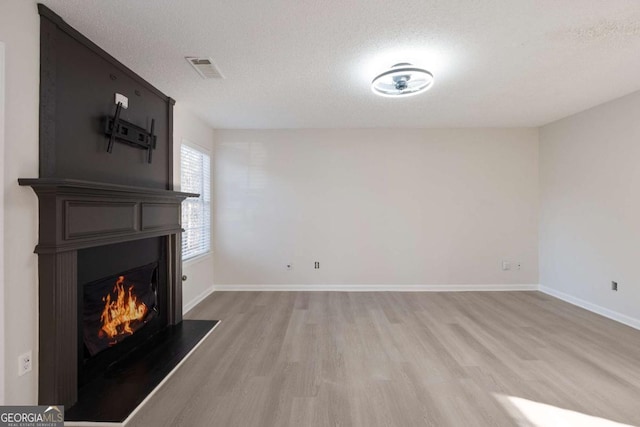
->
[77,236,168,387]
[83,263,159,356]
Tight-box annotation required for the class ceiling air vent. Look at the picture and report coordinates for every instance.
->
[185,57,224,79]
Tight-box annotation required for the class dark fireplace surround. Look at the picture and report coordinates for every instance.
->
[19,179,194,408]
[18,4,202,411]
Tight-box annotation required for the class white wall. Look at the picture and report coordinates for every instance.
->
[0,0,40,404]
[540,90,640,327]
[0,41,6,405]
[173,105,216,310]
[214,129,539,287]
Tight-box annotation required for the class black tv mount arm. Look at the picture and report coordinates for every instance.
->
[104,102,157,163]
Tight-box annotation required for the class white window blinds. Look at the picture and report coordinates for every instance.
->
[181,144,211,260]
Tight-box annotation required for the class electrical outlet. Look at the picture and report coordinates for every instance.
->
[18,351,32,376]
[115,93,128,109]
[314,261,320,269]
[286,263,293,271]
[611,281,618,291]
[502,260,511,271]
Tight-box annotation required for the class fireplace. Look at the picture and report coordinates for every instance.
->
[19,179,219,422]
[18,179,194,408]
[20,6,218,420]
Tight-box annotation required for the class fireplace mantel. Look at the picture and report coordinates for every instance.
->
[19,178,197,254]
[19,177,196,197]
[19,177,197,407]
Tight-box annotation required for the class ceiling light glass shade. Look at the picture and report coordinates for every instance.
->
[371,63,434,97]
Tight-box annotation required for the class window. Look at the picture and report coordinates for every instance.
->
[181,143,211,260]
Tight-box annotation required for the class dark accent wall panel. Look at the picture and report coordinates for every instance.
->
[30,5,186,408]
[38,4,174,189]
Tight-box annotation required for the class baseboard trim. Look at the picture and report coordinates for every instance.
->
[213,284,539,292]
[539,286,640,331]
[183,284,216,314]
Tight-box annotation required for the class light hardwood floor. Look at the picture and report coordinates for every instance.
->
[127,292,640,426]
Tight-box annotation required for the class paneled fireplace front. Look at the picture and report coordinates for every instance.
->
[18,178,194,408]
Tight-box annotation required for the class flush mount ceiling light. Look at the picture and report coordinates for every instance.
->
[371,63,434,97]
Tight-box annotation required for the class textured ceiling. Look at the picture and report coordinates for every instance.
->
[41,0,640,128]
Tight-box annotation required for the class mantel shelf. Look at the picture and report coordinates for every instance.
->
[18,178,198,199]
[19,177,196,255]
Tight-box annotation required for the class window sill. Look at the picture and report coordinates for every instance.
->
[183,251,212,266]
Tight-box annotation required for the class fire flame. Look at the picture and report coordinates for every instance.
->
[98,276,148,343]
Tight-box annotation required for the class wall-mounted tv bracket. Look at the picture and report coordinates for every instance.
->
[104,102,157,163]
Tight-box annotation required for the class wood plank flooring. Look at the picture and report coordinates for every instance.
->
[126,292,640,426]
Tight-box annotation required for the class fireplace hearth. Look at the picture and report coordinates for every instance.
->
[66,319,218,423]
